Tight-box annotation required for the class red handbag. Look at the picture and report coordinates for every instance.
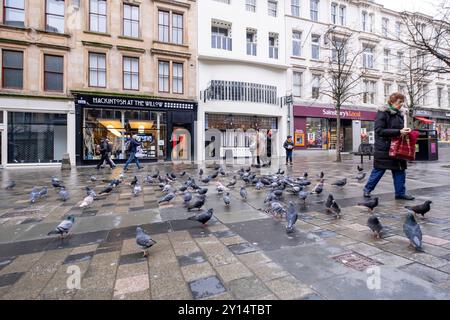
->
[389,130,419,161]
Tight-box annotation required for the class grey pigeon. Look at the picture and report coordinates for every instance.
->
[286,202,298,233]
[198,187,208,195]
[223,192,231,206]
[330,200,341,219]
[86,186,97,198]
[131,176,138,186]
[403,212,423,252]
[133,183,142,197]
[183,191,192,204]
[145,175,153,184]
[58,187,70,202]
[51,179,64,189]
[255,180,264,191]
[188,208,214,225]
[271,202,286,217]
[325,194,334,209]
[136,227,157,257]
[226,176,237,188]
[354,172,366,182]
[187,196,206,211]
[311,179,324,195]
[90,175,97,182]
[5,181,16,190]
[199,168,204,176]
[298,190,309,203]
[405,200,432,218]
[99,185,114,194]
[158,192,175,204]
[240,186,248,200]
[367,216,383,239]
[30,187,40,203]
[357,165,364,172]
[38,186,48,198]
[358,197,379,213]
[79,194,94,208]
[332,178,347,187]
[48,216,75,238]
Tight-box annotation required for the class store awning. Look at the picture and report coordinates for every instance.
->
[415,116,434,124]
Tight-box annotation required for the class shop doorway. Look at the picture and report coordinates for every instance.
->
[329,119,352,152]
[171,124,192,161]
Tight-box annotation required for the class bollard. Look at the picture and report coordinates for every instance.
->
[61,153,71,170]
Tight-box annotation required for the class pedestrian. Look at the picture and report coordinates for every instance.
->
[283,135,294,166]
[96,138,115,170]
[363,92,414,200]
[123,135,143,171]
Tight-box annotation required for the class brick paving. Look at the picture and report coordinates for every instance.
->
[0,150,450,299]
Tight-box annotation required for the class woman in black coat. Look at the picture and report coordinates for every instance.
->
[363,92,415,200]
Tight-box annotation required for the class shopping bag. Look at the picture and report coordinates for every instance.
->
[389,130,419,160]
[135,146,145,158]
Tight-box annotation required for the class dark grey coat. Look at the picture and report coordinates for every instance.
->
[373,105,407,171]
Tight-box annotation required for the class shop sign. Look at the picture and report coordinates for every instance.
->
[415,110,432,116]
[293,105,376,120]
[75,94,197,111]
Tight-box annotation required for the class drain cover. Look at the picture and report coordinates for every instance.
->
[331,251,382,271]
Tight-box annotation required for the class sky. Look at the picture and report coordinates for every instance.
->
[375,0,443,16]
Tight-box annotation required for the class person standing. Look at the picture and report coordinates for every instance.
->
[283,135,294,166]
[123,135,143,171]
[363,92,414,200]
[97,138,115,169]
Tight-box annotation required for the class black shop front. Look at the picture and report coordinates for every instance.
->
[74,93,197,165]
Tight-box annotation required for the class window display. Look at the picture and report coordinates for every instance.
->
[83,108,166,160]
[306,118,328,149]
[436,120,450,142]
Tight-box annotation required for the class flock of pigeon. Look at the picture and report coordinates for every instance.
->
[3,163,433,257]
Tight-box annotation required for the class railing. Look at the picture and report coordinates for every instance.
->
[204,80,278,105]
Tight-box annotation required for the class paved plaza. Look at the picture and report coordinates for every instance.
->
[0,150,450,300]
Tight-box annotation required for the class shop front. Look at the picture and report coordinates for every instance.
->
[293,105,377,152]
[74,93,197,165]
[414,109,450,144]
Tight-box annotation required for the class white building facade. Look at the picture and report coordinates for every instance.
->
[196,0,290,163]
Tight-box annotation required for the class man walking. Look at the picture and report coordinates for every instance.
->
[123,135,143,171]
[97,138,115,169]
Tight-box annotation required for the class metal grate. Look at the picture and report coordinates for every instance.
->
[331,251,382,271]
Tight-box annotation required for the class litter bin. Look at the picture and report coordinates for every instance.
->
[415,129,439,161]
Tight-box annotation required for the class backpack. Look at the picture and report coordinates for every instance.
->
[125,140,132,152]
[107,142,112,153]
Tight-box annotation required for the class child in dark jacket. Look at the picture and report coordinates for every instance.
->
[283,136,294,165]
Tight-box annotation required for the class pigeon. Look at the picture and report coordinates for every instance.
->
[133,183,142,197]
[255,180,264,191]
[85,186,97,198]
[144,175,153,184]
[109,179,121,187]
[201,176,211,184]
[216,182,228,194]
[99,185,114,195]
[131,176,138,186]
[136,227,157,257]
[162,184,173,193]
[199,168,204,177]
[332,178,347,187]
[48,216,75,238]
[317,171,324,179]
[30,187,40,203]
[79,194,94,208]
[298,190,309,203]
[187,196,206,211]
[358,197,379,213]
[183,191,192,204]
[405,200,432,218]
[286,202,298,233]
[51,177,64,188]
[357,165,364,172]
[38,187,48,198]
[210,171,219,179]
[151,170,159,179]
[264,191,276,204]
[354,172,366,182]
[240,186,248,200]
[158,192,175,204]
[223,192,231,206]
[188,208,214,225]
[198,187,208,195]
[5,181,16,190]
[169,172,177,179]
[367,216,383,239]
[325,194,334,210]
[329,200,341,219]
[276,168,285,175]
[403,212,423,252]
[90,175,97,182]
[58,187,70,202]
[180,171,186,177]
[302,172,309,179]
[311,179,324,195]
[178,185,188,193]
[271,202,286,217]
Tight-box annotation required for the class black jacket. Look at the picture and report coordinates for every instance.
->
[283,140,294,151]
[373,105,407,171]
[100,140,109,155]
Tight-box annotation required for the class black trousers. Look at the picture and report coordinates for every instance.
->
[97,153,114,169]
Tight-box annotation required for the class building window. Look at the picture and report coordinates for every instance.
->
[395,21,402,39]
[123,3,139,38]
[269,33,278,59]
[3,0,25,27]
[172,13,183,45]
[44,54,63,92]
[311,34,320,60]
[89,0,107,33]
[369,14,374,32]
[291,0,300,17]
[383,49,390,71]
[331,37,346,63]
[123,56,139,90]
[362,11,367,31]
[363,80,376,104]
[246,29,257,56]
[331,3,337,24]
[398,84,405,95]
[89,52,106,87]
[293,71,302,97]
[46,0,65,33]
[362,45,374,69]
[214,0,230,3]
[312,74,320,99]
[211,23,232,51]
[382,18,389,37]
[158,60,170,92]
[384,82,391,102]
[246,0,256,12]
[310,0,319,21]
[2,49,23,89]
[172,62,183,94]
[268,1,277,17]
[339,6,346,26]
[437,87,443,108]
[397,51,404,72]
[158,10,169,42]
[292,31,301,56]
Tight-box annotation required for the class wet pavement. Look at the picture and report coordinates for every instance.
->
[0,150,450,300]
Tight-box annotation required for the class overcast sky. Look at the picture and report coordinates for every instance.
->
[375,0,443,16]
